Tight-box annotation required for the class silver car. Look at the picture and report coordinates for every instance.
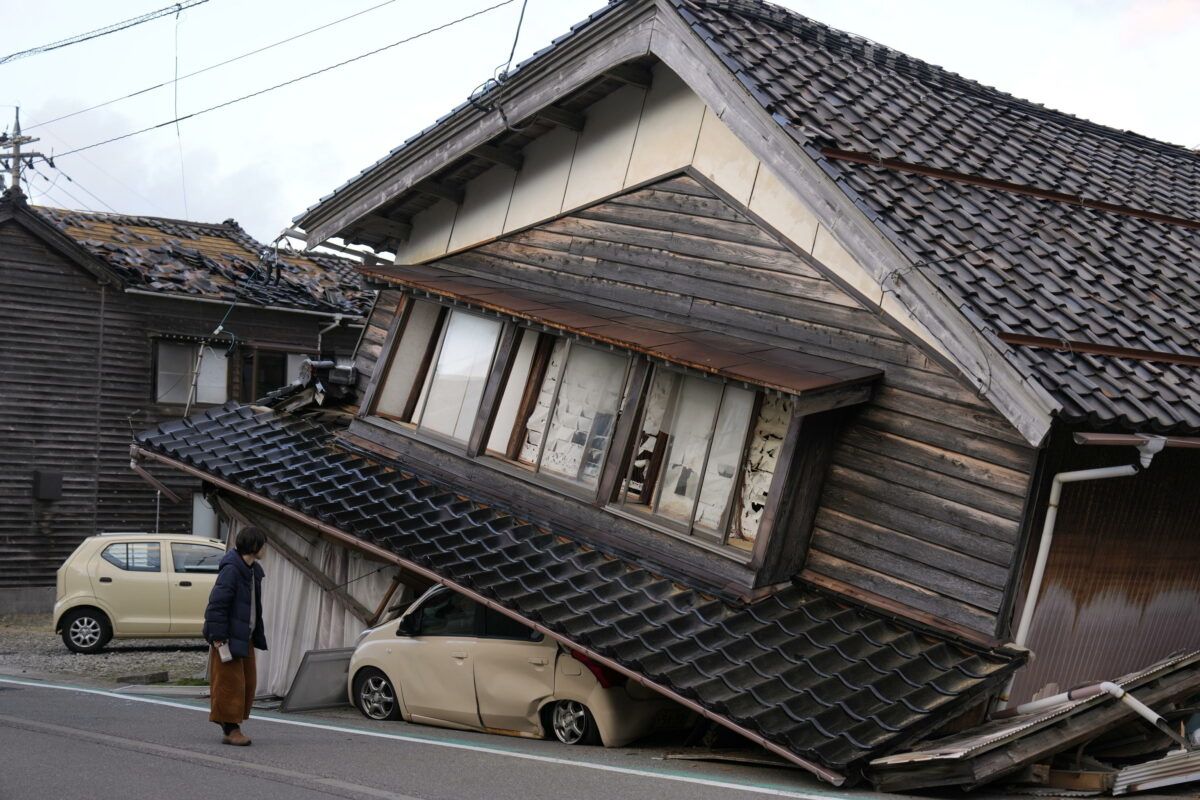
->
[348,585,688,746]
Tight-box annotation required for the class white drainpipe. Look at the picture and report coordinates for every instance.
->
[996,436,1166,710]
[993,681,1195,750]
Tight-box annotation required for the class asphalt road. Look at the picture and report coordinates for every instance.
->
[0,677,859,800]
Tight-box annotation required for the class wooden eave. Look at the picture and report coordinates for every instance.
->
[294,0,658,247]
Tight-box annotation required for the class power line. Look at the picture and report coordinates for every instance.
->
[32,125,165,211]
[29,165,97,213]
[31,162,119,213]
[55,0,516,160]
[0,0,211,66]
[27,0,400,132]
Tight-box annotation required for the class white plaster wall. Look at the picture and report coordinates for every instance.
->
[624,62,706,187]
[447,165,517,252]
[393,199,456,265]
[504,126,578,233]
[561,83,647,211]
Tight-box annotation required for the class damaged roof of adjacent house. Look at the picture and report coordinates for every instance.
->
[296,0,1200,439]
[14,201,370,316]
[134,398,1024,784]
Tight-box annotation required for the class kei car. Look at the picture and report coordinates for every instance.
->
[348,585,689,746]
[53,532,226,653]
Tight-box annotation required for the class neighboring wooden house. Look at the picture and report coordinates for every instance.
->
[136,0,1200,785]
[0,191,372,595]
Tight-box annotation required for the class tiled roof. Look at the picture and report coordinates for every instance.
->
[361,262,880,396]
[32,205,371,316]
[674,0,1200,432]
[136,400,1023,781]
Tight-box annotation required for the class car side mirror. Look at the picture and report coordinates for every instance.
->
[396,614,419,636]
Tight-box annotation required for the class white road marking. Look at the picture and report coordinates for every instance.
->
[0,676,849,799]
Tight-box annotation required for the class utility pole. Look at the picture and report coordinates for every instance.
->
[0,108,50,196]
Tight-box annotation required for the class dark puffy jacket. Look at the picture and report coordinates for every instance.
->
[203,549,267,659]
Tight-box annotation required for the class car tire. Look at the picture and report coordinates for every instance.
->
[550,699,600,745]
[61,608,112,654]
[353,667,402,721]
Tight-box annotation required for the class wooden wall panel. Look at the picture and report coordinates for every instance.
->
[408,174,1038,632]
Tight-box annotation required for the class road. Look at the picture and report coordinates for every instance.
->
[0,676,858,800]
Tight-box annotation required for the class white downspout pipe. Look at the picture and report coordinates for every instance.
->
[993,681,1195,750]
[996,435,1167,710]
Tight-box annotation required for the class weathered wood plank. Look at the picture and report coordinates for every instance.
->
[803,549,996,632]
[820,481,1015,566]
[834,442,1026,520]
[858,404,1035,473]
[813,507,1009,595]
[826,463,1021,542]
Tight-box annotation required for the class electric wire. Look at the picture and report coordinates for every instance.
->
[34,162,120,213]
[0,0,211,66]
[55,0,516,159]
[27,0,400,132]
[31,125,165,211]
[29,165,98,212]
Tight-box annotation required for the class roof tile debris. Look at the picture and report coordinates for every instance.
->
[673,0,1200,432]
[33,206,371,316]
[137,401,1023,779]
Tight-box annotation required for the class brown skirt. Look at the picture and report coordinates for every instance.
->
[208,646,256,724]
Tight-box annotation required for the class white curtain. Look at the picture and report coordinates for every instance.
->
[251,522,402,698]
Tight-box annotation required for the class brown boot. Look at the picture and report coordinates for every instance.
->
[222,727,251,746]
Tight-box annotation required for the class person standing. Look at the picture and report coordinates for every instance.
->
[203,526,268,746]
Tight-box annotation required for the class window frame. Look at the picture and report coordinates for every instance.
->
[371,300,507,448]
[482,331,633,499]
[100,542,162,573]
[612,364,761,550]
[364,295,826,566]
[154,339,229,406]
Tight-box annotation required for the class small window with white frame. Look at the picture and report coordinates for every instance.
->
[155,341,228,405]
[485,330,631,490]
[374,301,503,443]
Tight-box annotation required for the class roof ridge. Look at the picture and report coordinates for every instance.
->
[679,0,1200,161]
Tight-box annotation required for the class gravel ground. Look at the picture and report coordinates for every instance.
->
[0,614,209,685]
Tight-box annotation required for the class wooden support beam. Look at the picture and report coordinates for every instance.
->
[604,63,652,89]
[472,144,523,171]
[535,105,585,132]
[358,214,412,242]
[212,495,375,624]
[369,575,404,626]
[415,180,464,205]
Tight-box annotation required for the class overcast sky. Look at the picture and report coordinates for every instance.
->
[3,0,1197,245]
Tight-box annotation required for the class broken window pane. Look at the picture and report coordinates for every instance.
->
[539,344,628,486]
[622,368,756,546]
[490,334,630,489]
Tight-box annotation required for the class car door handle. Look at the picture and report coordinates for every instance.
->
[98,577,112,583]
[179,581,192,587]
[528,657,548,666]
[451,652,468,660]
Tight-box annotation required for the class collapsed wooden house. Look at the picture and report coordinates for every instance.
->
[133,0,1200,787]
[0,195,370,600]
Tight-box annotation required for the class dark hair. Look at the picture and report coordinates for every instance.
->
[235,526,267,556]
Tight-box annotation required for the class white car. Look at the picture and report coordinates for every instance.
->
[348,585,688,746]
[53,533,226,653]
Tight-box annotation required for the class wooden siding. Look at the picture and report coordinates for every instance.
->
[403,174,1039,633]
[0,219,360,587]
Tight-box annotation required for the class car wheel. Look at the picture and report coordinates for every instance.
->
[353,668,402,721]
[61,608,112,654]
[550,699,599,745]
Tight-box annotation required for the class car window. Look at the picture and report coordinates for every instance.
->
[171,543,223,573]
[101,542,161,572]
[482,606,542,641]
[414,590,476,636]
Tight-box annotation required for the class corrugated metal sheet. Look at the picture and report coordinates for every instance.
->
[1113,748,1200,795]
